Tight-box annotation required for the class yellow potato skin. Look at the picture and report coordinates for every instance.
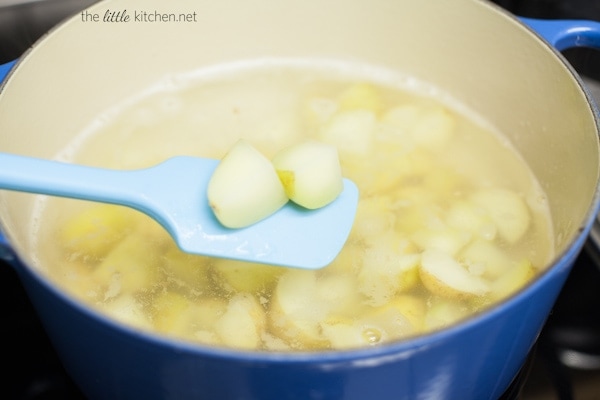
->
[60,204,136,259]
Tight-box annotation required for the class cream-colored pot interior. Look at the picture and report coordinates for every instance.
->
[0,0,598,268]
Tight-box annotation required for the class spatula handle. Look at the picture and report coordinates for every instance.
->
[0,152,146,206]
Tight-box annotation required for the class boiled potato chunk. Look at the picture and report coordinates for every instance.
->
[322,302,415,350]
[269,270,329,348]
[320,318,377,349]
[410,106,455,149]
[215,293,266,350]
[489,259,535,301]
[380,104,422,140]
[54,261,102,301]
[152,292,228,344]
[315,272,363,314]
[60,204,136,259]
[419,249,490,299]
[358,232,420,306]
[386,294,427,332]
[93,234,162,298]
[152,291,194,335]
[305,97,339,126]
[324,241,364,274]
[104,294,153,331]
[470,188,531,244]
[411,226,472,256]
[272,140,343,209]
[363,304,415,338]
[445,200,497,241]
[350,196,396,238]
[460,238,515,279]
[192,298,229,330]
[320,316,391,350]
[318,109,376,156]
[208,139,288,228]
[424,299,471,330]
[381,104,455,149]
[337,82,384,114]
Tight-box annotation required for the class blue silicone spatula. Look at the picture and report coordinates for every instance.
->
[0,152,359,270]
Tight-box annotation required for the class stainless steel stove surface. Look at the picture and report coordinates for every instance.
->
[1,1,600,399]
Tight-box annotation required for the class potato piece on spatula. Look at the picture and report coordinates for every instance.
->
[208,140,288,228]
[272,140,344,209]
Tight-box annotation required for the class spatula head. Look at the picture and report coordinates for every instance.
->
[140,157,359,270]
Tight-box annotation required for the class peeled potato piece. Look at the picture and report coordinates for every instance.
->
[411,226,472,257]
[322,303,414,350]
[445,200,497,241]
[387,294,428,332]
[424,299,471,331]
[380,104,422,141]
[104,294,153,331]
[163,296,226,345]
[358,232,420,306]
[350,196,396,239]
[337,82,384,114]
[208,139,288,228]
[419,249,490,299]
[318,109,376,156]
[192,298,229,330]
[269,270,329,348]
[54,261,102,302]
[470,188,531,244]
[363,304,415,339]
[315,272,363,314]
[304,97,339,127]
[93,234,162,298]
[215,293,266,350]
[272,140,343,209]
[460,238,516,279]
[410,106,455,149]
[320,317,375,350]
[380,104,455,150]
[489,259,535,301]
[152,291,229,344]
[152,291,195,336]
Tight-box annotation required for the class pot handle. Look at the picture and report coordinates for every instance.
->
[0,232,17,264]
[0,60,16,83]
[0,61,17,264]
[520,18,600,51]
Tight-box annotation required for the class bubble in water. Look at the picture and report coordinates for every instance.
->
[362,327,382,344]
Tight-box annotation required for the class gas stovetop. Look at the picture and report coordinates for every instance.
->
[1,1,600,399]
